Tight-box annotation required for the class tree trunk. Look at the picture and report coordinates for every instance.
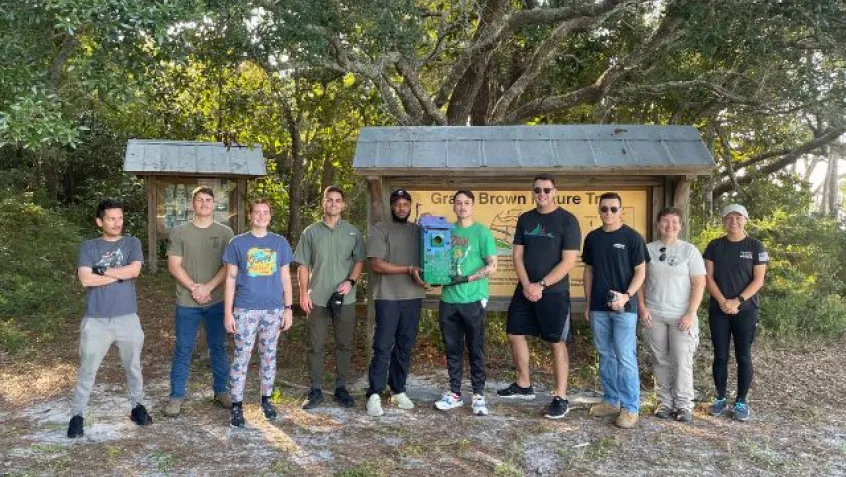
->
[825,153,839,217]
[283,102,305,242]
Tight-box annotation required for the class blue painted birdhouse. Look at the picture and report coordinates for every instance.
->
[419,215,454,285]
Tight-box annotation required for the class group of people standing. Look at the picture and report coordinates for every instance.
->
[66,175,766,438]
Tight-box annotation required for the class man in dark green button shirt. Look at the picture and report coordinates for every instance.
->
[295,186,365,410]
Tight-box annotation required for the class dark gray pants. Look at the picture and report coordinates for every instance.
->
[307,304,357,389]
[439,301,487,395]
[367,299,422,396]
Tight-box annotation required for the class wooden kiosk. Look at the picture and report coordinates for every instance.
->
[352,125,715,314]
[123,139,266,272]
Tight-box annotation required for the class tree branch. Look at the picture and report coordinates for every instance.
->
[395,58,447,125]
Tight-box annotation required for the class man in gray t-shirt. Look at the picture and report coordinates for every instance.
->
[364,189,427,417]
[67,199,151,439]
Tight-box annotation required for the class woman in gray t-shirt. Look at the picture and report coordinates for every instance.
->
[637,207,706,422]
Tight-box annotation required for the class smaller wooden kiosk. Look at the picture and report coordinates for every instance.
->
[123,140,266,272]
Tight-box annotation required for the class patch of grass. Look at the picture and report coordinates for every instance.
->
[583,436,619,460]
[30,443,66,454]
[267,459,298,475]
[0,194,86,354]
[151,452,176,474]
[334,461,384,477]
[493,459,522,476]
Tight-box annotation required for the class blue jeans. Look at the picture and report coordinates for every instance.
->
[169,302,229,398]
[590,310,640,412]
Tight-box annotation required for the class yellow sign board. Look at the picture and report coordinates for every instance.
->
[410,189,649,298]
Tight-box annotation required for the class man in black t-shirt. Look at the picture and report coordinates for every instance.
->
[497,175,581,420]
[583,192,647,429]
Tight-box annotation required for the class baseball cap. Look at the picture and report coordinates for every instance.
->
[390,189,413,204]
[721,204,749,218]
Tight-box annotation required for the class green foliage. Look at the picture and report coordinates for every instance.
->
[0,192,85,353]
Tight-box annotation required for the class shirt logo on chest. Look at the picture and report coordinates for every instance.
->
[613,243,626,249]
[740,251,753,260]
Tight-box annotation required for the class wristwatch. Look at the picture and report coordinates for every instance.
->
[346,278,357,286]
[283,305,293,310]
[737,294,746,303]
[539,279,547,288]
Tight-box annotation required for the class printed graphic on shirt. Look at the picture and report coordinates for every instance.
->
[451,236,472,276]
[246,248,277,277]
[758,252,769,262]
[524,224,554,237]
[740,251,753,259]
[96,248,125,270]
[613,243,626,249]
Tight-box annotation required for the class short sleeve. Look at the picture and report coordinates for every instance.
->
[753,239,769,265]
[687,243,706,276]
[481,227,497,259]
[582,232,594,266]
[352,226,366,261]
[222,227,235,257]
[222,239,238,265]
[512,213,526,246]
[77,241,95,268]
[703,240,716,262]
[562,213,582,251]
[293,228,313,267]
[367,224,389,260]
[167,226,184,257]
[278,237,293,267]
[629,230,647,266]
[127,237,144,264]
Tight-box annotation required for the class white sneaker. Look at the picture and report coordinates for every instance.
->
[434,392,464,411]
[472,394,489,416]
[366,394,384,417]
[391,392,415,410]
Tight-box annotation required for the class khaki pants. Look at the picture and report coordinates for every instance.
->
[307,304,357,389]
[645,311,699,411]
[71,314,145,415]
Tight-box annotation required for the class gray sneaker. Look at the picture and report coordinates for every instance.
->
[163,398,183,417]
[366,394,384,417]
[214,392,233,409]
[675,408,693,422]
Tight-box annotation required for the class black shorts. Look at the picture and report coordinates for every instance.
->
[506,287,572,343]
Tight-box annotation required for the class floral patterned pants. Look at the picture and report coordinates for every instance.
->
[229,308,282,402]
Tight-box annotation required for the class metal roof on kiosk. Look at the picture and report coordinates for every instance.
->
[353,125,714,176]
[124,139,266,177]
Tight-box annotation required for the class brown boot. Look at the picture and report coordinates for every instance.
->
[163,398,183,417]
[615,410,639,429]
[589,402,620,417]
[214,392,233,409]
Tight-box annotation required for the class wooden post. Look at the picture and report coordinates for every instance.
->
[146,175,158,273]
[364,176,384,362]
[236,178,247,233]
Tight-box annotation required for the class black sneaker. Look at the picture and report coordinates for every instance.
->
[261,400,278,421]
[302,388,324,410]
[130,404,153,426]
[334,387,355,408]
[496,382,536,400]
[67,415,84,438]
[544,396,570,420]
[230,405,245,428]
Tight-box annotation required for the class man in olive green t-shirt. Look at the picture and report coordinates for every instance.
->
[434,190,497,416]
[364,189,427,417]
[164,186,234,417]
[295,186,365,410]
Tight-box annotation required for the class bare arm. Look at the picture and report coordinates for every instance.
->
[168,255,197,289]
[280,264,293,331]
[370,257,425,286]
[739,264,767,300]
[512,244,530,288]
[686,275,707,316]
[468,255,498,282]
[223,264,238,333]
[541,250,578,287]
[78,266,118,287]
[102,261,142,280]
[298,264,312,313]
[583,264,593,321]
[336,259,365,295]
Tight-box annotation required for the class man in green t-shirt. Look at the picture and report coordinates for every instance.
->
[295,186,365,410]
[434,190,498,416]
[164,186,234,417]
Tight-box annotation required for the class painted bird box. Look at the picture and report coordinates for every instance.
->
[419,215,454,285]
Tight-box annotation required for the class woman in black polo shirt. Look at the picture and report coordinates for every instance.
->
[703,204,768,422]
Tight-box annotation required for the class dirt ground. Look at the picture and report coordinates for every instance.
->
[2,273,845,476]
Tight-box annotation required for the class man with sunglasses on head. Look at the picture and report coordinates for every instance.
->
[582,192,648,429]
[497,175,581,420]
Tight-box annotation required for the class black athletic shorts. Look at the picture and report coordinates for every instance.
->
[506,287,572,343]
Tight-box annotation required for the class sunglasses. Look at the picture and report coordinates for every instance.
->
[533,187,553,195]
[600,206,619,213]
[659,247,667,261]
